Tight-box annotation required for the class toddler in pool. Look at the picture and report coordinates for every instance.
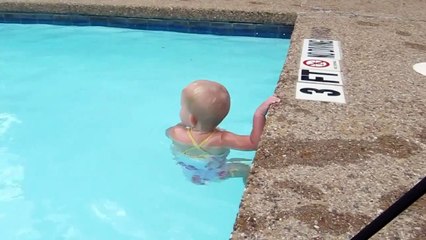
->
[166,80,280,185]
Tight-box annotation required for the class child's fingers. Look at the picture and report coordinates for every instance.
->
[269,96,281,103]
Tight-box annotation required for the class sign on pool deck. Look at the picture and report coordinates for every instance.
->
[298,69,343,85]
[302,39,341,60]
[296,82,345,103]
[300,58,340,72]
[296,39,346,104]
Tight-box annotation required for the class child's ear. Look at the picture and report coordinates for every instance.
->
[189,114,197,127]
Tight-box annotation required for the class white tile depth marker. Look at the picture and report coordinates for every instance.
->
[296,38,346,104]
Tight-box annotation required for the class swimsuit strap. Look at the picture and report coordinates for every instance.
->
[182,128,215,156]
[187,128,214,149]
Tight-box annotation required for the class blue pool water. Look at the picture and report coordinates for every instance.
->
[0,23,289,239]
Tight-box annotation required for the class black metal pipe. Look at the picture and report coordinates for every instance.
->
[351,176,426,240]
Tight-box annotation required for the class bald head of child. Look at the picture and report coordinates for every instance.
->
[180,80,230,132]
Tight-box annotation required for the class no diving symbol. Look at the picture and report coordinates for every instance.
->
[303,59,330,68]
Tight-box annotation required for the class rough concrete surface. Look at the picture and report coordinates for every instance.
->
[0,0,425,239]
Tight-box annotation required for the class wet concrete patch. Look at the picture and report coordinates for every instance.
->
[257,135,421,168]
[248,1,266,5]
[356,20,380,27]
[273,180,324,200]
[378,185,426,211]
[375,135,421,158]
[285,103,313,115]
[292,204,370,236]
[311,26,331,38]
[275,114,298,125]
[404,42,426,51]
[377,187,426,239]
[379,186,408,210]
[396,30,412,36]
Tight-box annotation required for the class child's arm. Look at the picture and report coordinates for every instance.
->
[220,96,280,150]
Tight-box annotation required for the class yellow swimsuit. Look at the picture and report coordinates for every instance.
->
[172,128,230,185]
[182,128,215,159]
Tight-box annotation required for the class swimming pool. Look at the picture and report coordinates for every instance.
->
[0,23,289,239]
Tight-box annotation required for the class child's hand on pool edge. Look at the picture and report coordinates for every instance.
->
[255,95,281,116]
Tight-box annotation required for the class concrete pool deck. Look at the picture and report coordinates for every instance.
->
[1,0,424,239]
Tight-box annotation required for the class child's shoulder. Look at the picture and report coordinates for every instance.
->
[166,125,229,147]
[166,124,187,142]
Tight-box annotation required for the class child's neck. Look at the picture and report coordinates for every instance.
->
[190,125,215,134]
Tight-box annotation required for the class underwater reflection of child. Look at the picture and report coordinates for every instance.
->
[166,80,280,185]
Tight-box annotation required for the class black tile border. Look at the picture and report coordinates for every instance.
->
[0,12,293,38]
